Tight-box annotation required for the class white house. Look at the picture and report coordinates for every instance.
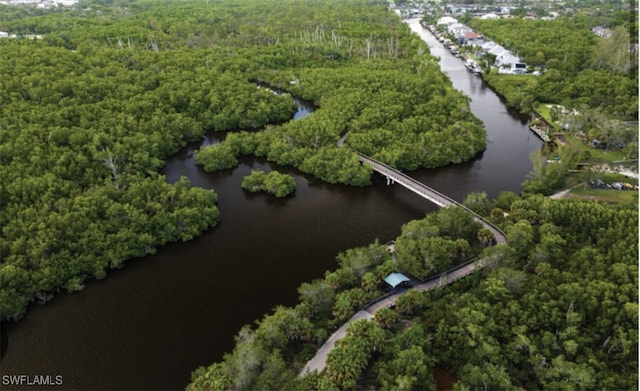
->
[447,23,473,39]
[37,1,55,9]
[437,16,458,26]
[481,41,496,52]
[488,44,507,57]
[481,13,500,20]
[481,42,526,72]
[591,26,612,38]
[496,52,521,68]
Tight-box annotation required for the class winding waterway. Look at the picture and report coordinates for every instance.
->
[0,19,542,390]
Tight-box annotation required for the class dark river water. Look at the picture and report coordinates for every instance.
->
[0,19,542,390]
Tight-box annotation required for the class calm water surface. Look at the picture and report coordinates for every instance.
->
[0,19,541,390]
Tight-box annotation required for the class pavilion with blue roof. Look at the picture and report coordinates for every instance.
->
[383,272,411,289]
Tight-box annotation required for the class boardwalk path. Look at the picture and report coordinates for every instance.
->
[299,155,507,376]
[299,258,487,375]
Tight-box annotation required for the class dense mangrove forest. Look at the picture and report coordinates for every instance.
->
[188,192,638,390]
[1,0,636,390]
[0,0,484,320]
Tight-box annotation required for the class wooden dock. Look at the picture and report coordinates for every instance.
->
[529,125,551,142]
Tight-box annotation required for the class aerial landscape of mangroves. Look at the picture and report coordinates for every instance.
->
[0,0,637,390]
[0,0,485,320]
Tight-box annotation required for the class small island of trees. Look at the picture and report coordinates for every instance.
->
[0,0,636,389]
[0,0,486,320]
[241,170,296,198]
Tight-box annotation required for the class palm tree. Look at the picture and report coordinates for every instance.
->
[477,227,495,247]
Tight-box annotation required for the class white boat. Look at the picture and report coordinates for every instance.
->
[464,59,476,70]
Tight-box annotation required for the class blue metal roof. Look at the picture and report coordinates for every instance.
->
[384,273,410,288]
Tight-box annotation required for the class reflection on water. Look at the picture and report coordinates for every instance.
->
[0,19,541,390]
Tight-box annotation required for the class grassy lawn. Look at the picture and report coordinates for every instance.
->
[568,188,638,204]
[533,103,633,163]
[497,74,536,83]
[559,134,628,163]
[534,103,553,121]
[492,73,536,86]
[564,171,637,204]
[595,172,639,184]
[533,103,564,132]
[584,148,629,163]
[565,157,636,182]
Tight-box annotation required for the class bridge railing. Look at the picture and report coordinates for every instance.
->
[362,257,479,313]
[357,153,509,245]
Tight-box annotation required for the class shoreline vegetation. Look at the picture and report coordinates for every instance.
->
[421,9,637,200]
[466,17,637,120]
[0,0,487,321]
[188,191,638,390]
[457,16,638,198]
[187,3,637,391]
[0,0,636,390]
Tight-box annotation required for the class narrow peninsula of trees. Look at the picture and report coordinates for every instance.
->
[0,0,486,320]
[188,193,638,390]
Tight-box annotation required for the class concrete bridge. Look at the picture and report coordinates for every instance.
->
[298,153,509,376]
[358,154,508,245]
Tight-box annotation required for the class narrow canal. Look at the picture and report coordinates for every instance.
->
[0,18,542,390]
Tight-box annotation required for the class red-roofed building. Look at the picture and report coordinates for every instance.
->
[463,32,484,46]
[465,32,481,40]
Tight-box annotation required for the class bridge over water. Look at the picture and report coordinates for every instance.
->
[358,154,508,245]
[299,153,508,376]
